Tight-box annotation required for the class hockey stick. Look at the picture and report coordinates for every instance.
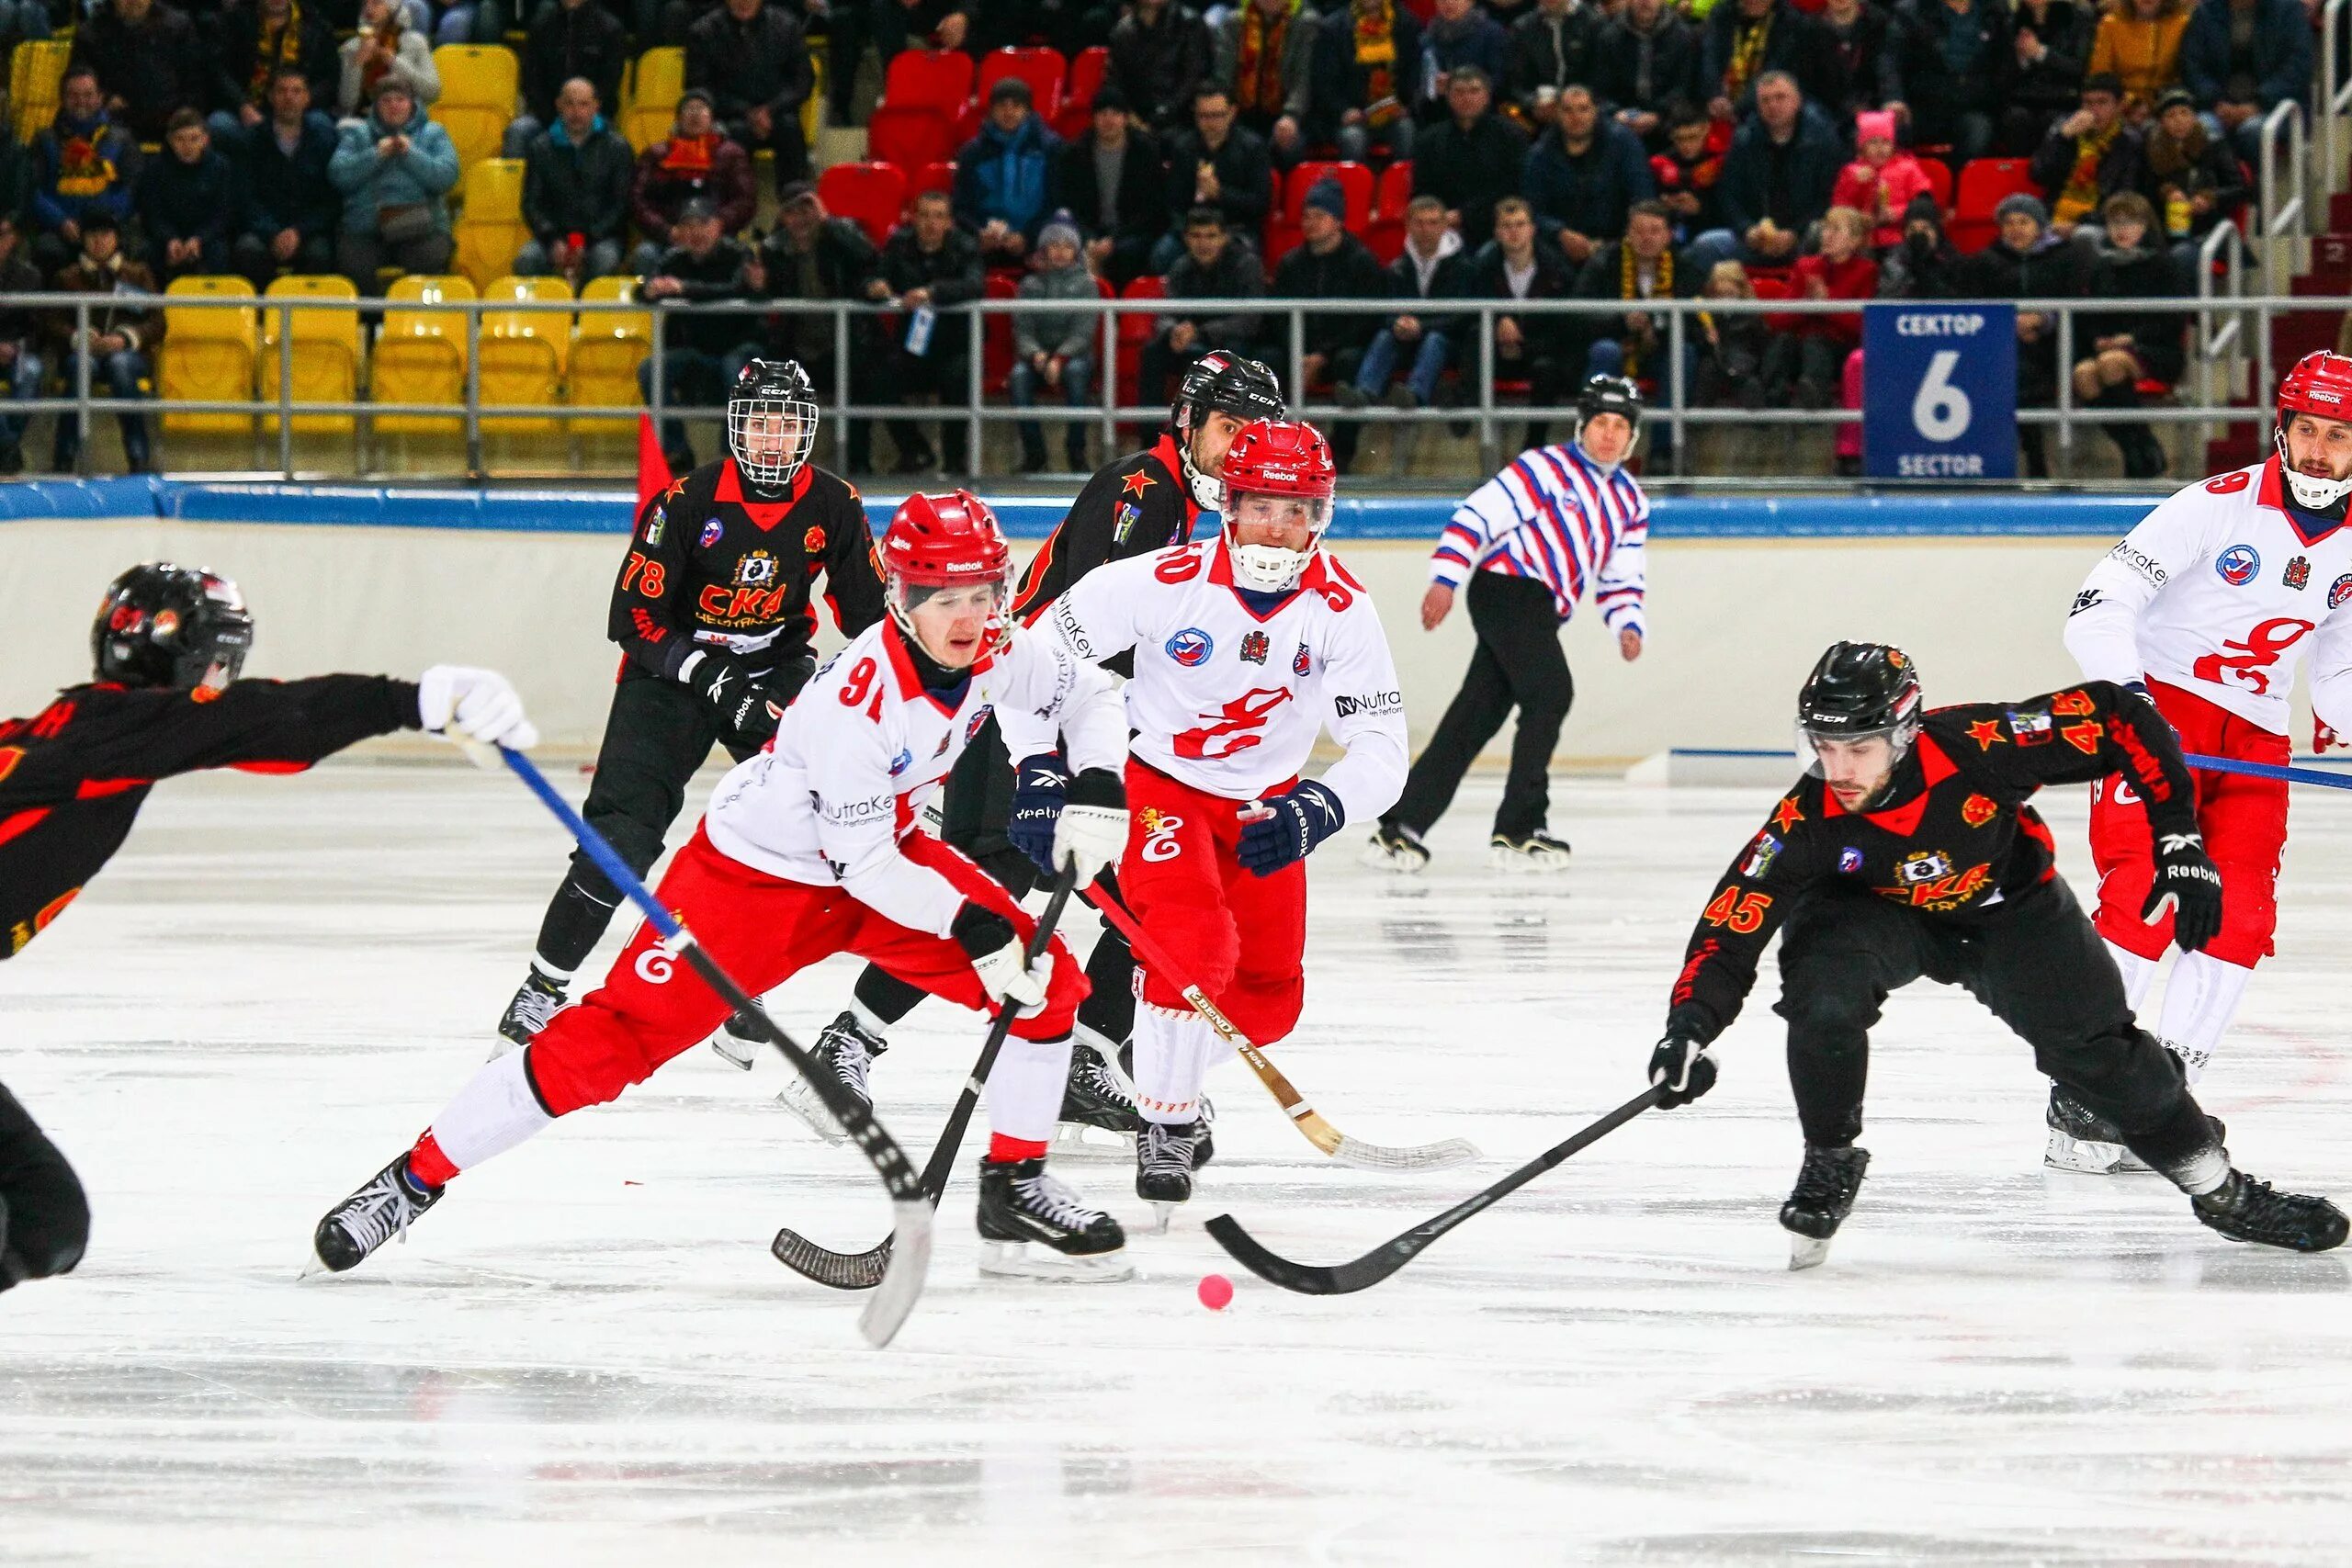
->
[1085,886,1480,1172]
[2184,752,2352,792]
[1204,1084,1666,1296]
[492,746,932,1348]
[771,860,1081,1291]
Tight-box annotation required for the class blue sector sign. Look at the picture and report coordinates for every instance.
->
[1862,304,2018,480]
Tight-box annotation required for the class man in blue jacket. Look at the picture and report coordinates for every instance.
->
[1520,85,1655,271]
[28,66,141,277]
[1684,71,1844,275]
[2179,0,2312,167]
[232,67,341,288]
[954,78,1065,269]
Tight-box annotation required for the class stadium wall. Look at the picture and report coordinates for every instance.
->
[0,482,2229,761]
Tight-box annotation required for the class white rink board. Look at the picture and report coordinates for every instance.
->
[4,761,2351,1564]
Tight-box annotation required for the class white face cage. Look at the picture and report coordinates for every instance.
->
[2276,421,2352,511]
[728,393,819,490]
[1225,491,1332,592]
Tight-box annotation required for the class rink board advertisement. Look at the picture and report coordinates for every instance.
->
[1861,304,2018,481]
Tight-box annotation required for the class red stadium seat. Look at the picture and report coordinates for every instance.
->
[912,159,957,200]
[1365,219,1406,261]
[1950,157,2038,253]
[883,49,974,110]
[978,46,1064,118]
[1283,160,1374,227]
[1750,276,1793,300]
[983,272,1018,391]
[950,98,984,150]
[1374,160,1415,220]
[816,162,908,247]
[1918,158,1953,215]
[867,105,957,169]
[1068,45,1108,111]
[1115,275,1166,410]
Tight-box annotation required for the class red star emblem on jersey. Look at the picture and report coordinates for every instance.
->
[661,479,685,505]
[1771,796,1804,833]
[1967,718,2007,750]
[1121,468,1157,501]
[1962,793,1997,828]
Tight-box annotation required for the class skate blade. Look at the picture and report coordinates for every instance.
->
[1048,1122,1136,1160]
[2043,1130,2126,1175]
[1358,844,1426,874]
[1787,1235,1832,1271]
[775,1086,850,1145]
[1149,1201,1177,1235]
[707,1034,759,1071]
[977,1239,1134,1282]
[1489,851,1569,874]
[485,1035,522,1064]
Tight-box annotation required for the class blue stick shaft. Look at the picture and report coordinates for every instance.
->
[2183,752,2352,793]
[500,748,688,943]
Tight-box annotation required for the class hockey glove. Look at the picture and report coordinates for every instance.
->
[2143,830,2224,953]
[685,654,780,746]
[1007,752,1072,876]
[417,666,538,750]
[1647,1031,1717,1109]
[1055,767,1129,886]
[1235,780,1345,877]
[951,901,1052,1016]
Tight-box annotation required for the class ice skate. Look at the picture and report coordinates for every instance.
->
[492,968,567,1058]
[1136,1118,1215,1234]
[975,1156,1131,1280]
[2192,1170,2348,1252]
[706,1010,767,1071]
[1050,1035,1145,1156]
[1489,830,1572,873]
[775,1010,887,1145]
[1781,1143,1870,1270]
[307,1155,443,1275]
[1361,822,1430,874]
[2043,1083,2135,1174]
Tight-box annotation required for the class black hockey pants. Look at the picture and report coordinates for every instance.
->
[0,1080,88,1291]
[1386,570,1573,842]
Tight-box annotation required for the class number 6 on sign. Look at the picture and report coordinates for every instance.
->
[1912,350,1972,442]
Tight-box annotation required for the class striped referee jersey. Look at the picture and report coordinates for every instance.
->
[1429,442,1648,636]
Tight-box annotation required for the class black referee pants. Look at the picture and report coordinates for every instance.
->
[0,1080,88,1292]
[1385,570,1572,841]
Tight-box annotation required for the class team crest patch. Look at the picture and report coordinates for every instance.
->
[1294,642,1311,676]
[888,748,912,776]
[2216,544,2260,585]
[2007,707,2053,745]
[645,507,665,546]
[1239,629,1270,664]
[804,525,826,555]
[1741,831,1781,879]
[1113,502,1143,545]
[1165,627,1214,667]
[1838,847,1865,874]
[964,704,995,743]
[1895,850,1955,885]
[2286,555,2312,591]
[1962,793,1997,828]
[734,549,778,586]
[2333,573,2352,610]
[698,517,725,549]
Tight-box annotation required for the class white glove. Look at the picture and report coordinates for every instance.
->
[969,939,1052,1016]
[1053,803,1128,886]
[418,665,538,750]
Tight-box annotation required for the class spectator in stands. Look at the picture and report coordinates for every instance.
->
[0,4,45,77]
[0,115,32,235]
[2030,73,2151,240]
[29,68,141,279]
[1702,0,1836,121]
[748,179,882,471]
[629,90,755,276]
[954,79,1064,266]
[1343,194,1470,424]
[1965,191,2086,476]
[1269,177,1385,467]
[1889,0,2010,164]
[1008,218,1101,473]
[1107,0,1216,136]
[1508,0,1600,133]
[868,0,974,75]
[685,0,815,189]
[875,187,982,474]
[1833,108,1934,249]
[508,0,629,158]
[2144,85,2247,284]
[0,215,41,475]
[43,210,159,474]
[2089,0,2190,117]
[1413,0,1510,128]
[1471,195,1577,442]
[1815,0,1902,122]
[1521,85,1655,267]
[2007,0,2098,153]
[636,195,758,470]
[1215,0,1317,170]
[1648,103,1724,242]
[1572,199,1700,423]
[70,0,205,145]
[1139,204,1266,406]
[1159,85,1272,272]
[1876,191,1968,296]
[233,67,340,288]
[2179,0,2312,165]
[1765,203,1873,408]
[1310,0,1421,164]
[1411,66,1527,248]
[1597,0,1703,150]
[514,78,630,284]
[209,0,337,152]
[1059,85,1169,290]
[1693,258,1768,407]
[336,0,441,121]
[139,110,246,287]
[2075,187,2180,477]
[327,72,459,296]
[1685,71,1841,273]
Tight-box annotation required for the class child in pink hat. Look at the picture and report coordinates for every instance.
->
[1831,111,1937,250]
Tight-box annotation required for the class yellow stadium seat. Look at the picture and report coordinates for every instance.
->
[429,44,519,169]
[479,274,570,434]
[159,276,256,436]
[373,274,475,435]
[625,45,684,148]
[569,274,650,437]
[11,39,66,146]
[460,157,524,220]
[451,162,530,287]
[804,53,823,141]
[258,275,361,434]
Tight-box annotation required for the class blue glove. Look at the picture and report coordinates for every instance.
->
[1236,781,1345,876]
[1007,753,1071,876]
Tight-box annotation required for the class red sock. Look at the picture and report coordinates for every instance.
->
[988,1133,1048,1163]
[404,1131,458,1190]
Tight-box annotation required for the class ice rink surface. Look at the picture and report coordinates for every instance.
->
[6,761,2352,1567]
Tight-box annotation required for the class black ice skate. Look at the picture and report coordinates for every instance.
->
[775,1010,887,1145]
[2191,1170,2349,1252]
[1050,1037,1145,1156]
[1136,1118,1215,1232]
[492,969,568,1058]
[1489,830,1572,873]
[1781,1143,1871,1270]
[307,1155,443,1275]
[707,1010,768,1071]
[1361,821,1430,874]
[975,1156,1131,1281]
[2044,1083,2141,1174]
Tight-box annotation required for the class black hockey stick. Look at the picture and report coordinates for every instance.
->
[1204,1084,1667,1296]
[772,860,1082,1291]
[494,746,933,1347]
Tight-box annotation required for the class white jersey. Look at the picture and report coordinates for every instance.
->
[705,618,1125,937]
[2064,456,2352,737]
[1008,536,1408,823]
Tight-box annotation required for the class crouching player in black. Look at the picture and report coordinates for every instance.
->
[1646,641,2346,1267]
[497,358,884,1055]
[1,563,537,1292]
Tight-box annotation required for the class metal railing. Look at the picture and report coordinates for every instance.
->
[2257,100,2310,296]
[2323,0,2352,199]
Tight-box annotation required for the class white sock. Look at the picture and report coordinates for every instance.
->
[428,1048,554,1173]
[529,957,573,987]
[848,998,894,1039]
[2104,940,2160,1012]
[1132,1002,1217,1124]
[2176,1145,2231,1196]
[2154,949,2255,1083]
[985,1031,1073,1145]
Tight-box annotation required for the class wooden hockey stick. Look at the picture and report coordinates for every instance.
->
[1085,886,1479,1172]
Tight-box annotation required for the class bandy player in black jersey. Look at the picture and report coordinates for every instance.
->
[497,358,885,1055]
[767,352,1288,1148]
[1645,642,2346,1267]
[0,563,536,1294]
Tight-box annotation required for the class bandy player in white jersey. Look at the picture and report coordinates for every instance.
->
[311,492,1144,1282]
[2053,349,2352,1171]
[1005,420,1408,1219]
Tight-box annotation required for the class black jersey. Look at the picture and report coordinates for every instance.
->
[0,676,420,958]
[1012,432,1202,625]
[612,456,886,681]
[1667,681,2199,1045]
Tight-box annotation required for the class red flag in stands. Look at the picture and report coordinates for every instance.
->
[636,413,672,510]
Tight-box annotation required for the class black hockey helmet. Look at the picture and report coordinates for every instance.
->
[1796,641,1924,768]
[1171,351,1285,509]
[727,356,820,492]
[92,563,254,691]
[1577,373,1644,434]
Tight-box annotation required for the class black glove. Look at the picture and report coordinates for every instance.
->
[1007,752,1072,876]
[1236,780,1344,876]
[2144,829,2223,953]
[1647,1031,1716,1109]
[690,655,783,746]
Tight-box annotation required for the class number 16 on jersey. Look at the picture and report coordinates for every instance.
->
[1862,303,2018,481]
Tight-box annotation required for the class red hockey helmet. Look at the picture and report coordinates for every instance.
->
[2276,350,2352,511]
[1221,420,1336,592]
[879,491,1013,659]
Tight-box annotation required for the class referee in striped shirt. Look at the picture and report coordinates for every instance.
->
[1365,376,1649,873]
